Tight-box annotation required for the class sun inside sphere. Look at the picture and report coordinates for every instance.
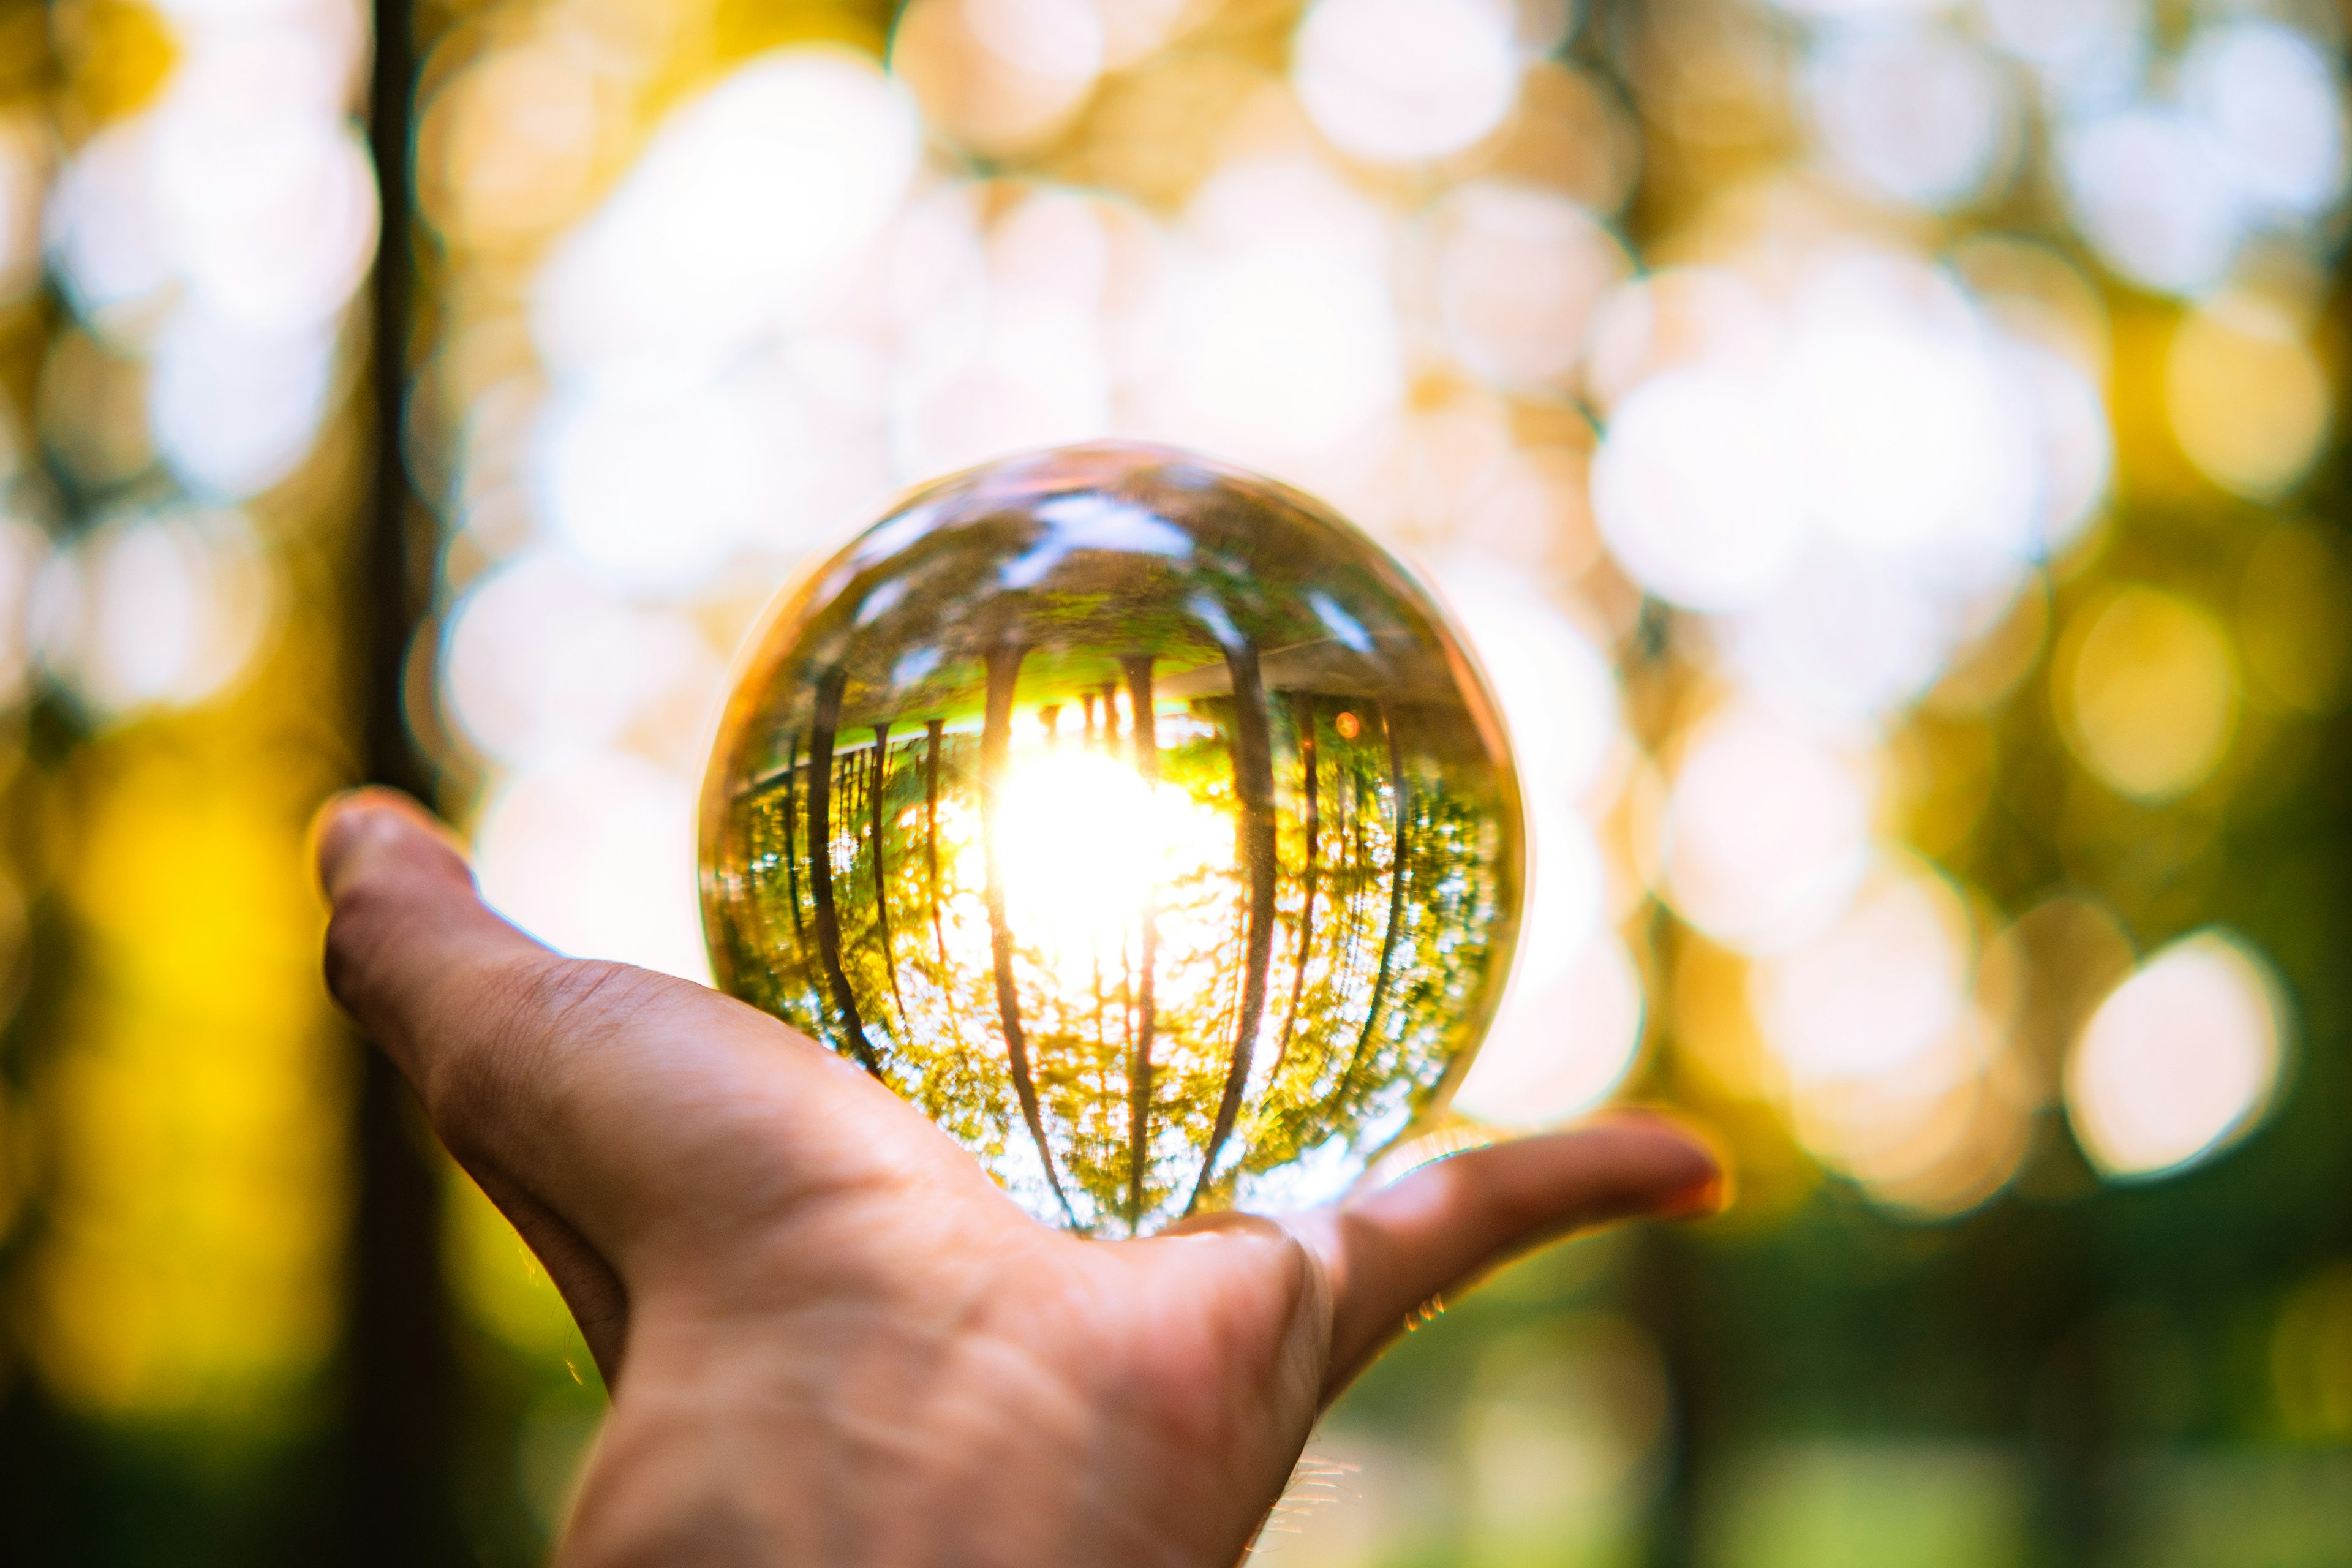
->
[699,442,1525,1236]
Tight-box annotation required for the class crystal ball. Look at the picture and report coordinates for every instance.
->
[699,443,1523,1235]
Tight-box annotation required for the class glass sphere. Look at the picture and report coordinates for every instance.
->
[699,442,1523,1235]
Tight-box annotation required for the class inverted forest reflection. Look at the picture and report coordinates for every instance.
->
[702,443,1523,1235]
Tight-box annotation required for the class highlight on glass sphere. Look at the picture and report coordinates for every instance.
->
[699,442,1523,1236]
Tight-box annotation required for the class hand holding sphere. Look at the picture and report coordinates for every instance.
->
[310,443,1713,1562]
[700,442,1526,1234]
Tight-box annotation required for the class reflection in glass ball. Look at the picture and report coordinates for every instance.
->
[699,443,1523,1235]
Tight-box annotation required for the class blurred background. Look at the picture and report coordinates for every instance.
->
[0,0,2344,1561]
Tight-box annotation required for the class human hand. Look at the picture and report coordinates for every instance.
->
[315,788,1721,1567]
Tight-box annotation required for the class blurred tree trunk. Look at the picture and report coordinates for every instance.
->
[327,0,462,1560]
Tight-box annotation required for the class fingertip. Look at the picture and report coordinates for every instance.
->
[1308,1115,1729,1401]
[1583,1108,1731,1219]
[312,788,548,1076]
[1349,1115,1725,1245]
[1663,1137,1733,1220]
[312,788,469,899]
[1658,1166,1730,1220]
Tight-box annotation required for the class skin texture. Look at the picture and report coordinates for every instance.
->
[314,788,1722,1567]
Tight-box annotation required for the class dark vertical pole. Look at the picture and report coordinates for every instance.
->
[922,720,948,968]
[1119,655,1160,1227]
[361,0,423,803]
[921,718,962,1047]
[807,667,880,1074]
[1186,639,1278,1215]
[337,0,460,1563]
[782,733,810,968]
[870,723,910,1037]
[981,645,1074,1224]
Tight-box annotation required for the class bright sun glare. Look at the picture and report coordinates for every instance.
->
[982,746,1226,966]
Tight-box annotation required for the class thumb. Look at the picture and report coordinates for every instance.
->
[1297,1116,1723,1399]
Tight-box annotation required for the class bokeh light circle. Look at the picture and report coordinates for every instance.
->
[2059,585,2238,803]
[2067,931,2286,1180]
[1294,0,1520,164]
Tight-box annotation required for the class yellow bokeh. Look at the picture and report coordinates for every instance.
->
[710,0,885,66]
[2057,585,2238,803]
[0,1082,33,1245]
[1664,934,1817,1224]
[27,739,347,1420]
[447,1166,601,1376]
[53,0,179,128]
[2165,298,2332,501]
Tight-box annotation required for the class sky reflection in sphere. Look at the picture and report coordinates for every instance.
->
[699,443,1523,1235]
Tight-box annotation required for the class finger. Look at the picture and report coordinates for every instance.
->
[315,788,549,1082]
[318,792,635,1371]
[315,792,985,1276]
[317,785,788,1199]
[1299,1117,1722,1398]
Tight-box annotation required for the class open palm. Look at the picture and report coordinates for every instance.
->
[317,790,1719,1566]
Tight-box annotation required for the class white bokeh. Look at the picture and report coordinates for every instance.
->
[1808,23,2015,210]
[47,118,176,329]
[151,94,376,334]
[148,312,339,500]
[2059,107,2245,296]
[442,551,720,768]
[1455,927,1645,1128]
[1434,554,1618,805]
[44,0,372,503]
[1769,0,1944,20]
[2182,18,2346,221]
[1721,549,1969,728]
[1429,181,1627,390]
[1662,703,1874,955]
[2067,930,2286,1180]
[34,505,276,719]
[1783,254,2040,573]
[1752,861,1973,1085]
[532,369,794,594]
[1145,160,1403,470]
[473,751,711,982]
[1294,0,1521,164]
[533,49,921,375]
[1591,364,1807,612]
[1978,0,2147,111]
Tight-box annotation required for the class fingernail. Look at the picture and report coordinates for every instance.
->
[310,793,366,870]
[309,789,409,886]
[1660,1169,1731,1220]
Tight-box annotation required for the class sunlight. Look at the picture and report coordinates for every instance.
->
[978,739,1231,990]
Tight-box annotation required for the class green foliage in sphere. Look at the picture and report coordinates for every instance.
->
[699,443,1525,1235]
